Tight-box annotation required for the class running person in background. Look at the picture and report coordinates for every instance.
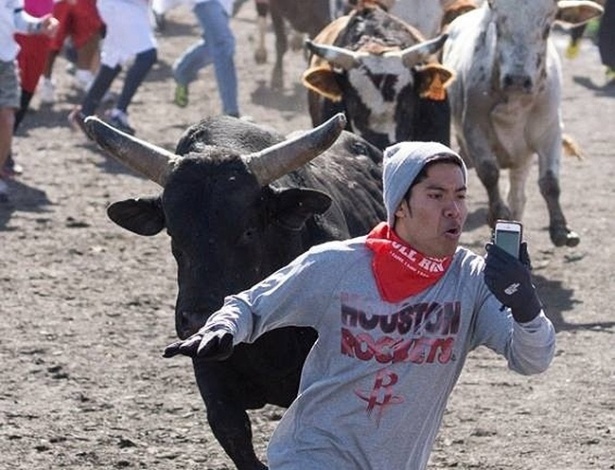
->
[39,0,103,104]
[70,0,158,135]
[0,0,58,201]
[4,0,54,177]
[172,0,240,117]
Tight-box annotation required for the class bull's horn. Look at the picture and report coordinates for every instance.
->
[305,39,364,70]
[84,116,180,186]
[393,34,449,67]
[243,113,347,186]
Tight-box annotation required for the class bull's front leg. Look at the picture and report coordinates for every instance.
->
[464,133,511,226]
[507,158,532,221]
[536,136,581,247]
[538,168,580,247]
[193,360,268,470]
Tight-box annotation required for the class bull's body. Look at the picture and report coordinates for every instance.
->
[303,3,456,150]
[87,114,385,469]
[442,0,602,246]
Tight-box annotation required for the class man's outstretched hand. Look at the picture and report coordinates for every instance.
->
[163,327,234,360]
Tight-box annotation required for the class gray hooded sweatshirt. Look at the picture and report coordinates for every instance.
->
[207,236,556,470]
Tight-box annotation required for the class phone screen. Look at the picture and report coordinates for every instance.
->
[495,230,521,258]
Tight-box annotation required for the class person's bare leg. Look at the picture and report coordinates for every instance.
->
[0,107,15,171]
[75,33,101,90]
[77,32,100,73]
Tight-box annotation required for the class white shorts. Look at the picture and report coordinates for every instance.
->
[97,0,157,68]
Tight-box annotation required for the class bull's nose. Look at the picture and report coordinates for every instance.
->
[502,74,533,93]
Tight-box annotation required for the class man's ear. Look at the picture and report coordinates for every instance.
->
[395,198,411,219]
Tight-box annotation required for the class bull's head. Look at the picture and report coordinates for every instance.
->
[85,114,347,339]
[486,0,603,93]
[302,7,455,149]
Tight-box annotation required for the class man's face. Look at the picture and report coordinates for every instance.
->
[393,162,467,258]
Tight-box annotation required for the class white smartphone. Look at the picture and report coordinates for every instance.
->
[493,220,523,259]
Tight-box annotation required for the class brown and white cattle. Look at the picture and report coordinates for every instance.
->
[302,1,455,149]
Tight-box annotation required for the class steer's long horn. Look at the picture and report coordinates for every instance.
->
[244,113,347,186]
[305,39,364,70]
[393,34,449,67]
[84,116,180,186]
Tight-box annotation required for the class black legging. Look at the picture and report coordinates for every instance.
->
[598,0,615,68]
[81,47,158,116]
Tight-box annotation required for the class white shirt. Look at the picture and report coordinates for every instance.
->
[1,0,42,61]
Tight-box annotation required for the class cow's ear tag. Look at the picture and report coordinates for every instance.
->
[417,65,455,101]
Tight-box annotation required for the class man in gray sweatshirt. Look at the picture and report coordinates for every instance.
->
[164,141,556,470]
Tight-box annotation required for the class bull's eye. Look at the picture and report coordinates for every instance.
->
[351,141,368,155]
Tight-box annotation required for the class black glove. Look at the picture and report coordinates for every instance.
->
[163,326,234,360]
[484,242,542,323]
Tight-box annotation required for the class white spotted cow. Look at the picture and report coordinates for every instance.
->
[442,0,603,247]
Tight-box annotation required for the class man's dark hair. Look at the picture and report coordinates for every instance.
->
[402,155,464,203]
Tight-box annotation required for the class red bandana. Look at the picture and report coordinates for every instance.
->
[365,222,452,303]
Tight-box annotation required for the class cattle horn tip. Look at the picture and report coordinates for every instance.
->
[327,112,347,131]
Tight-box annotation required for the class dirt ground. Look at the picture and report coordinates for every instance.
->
[1,4,614,469]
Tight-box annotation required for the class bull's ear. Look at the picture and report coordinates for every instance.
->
[556,1,604,27]
[271,188,332,231]
[415,64,456,101]
[107,197,165,236]
[302,66,343,102]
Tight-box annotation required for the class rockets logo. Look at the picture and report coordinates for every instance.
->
[341,295,461,424]
[354,369,404,426]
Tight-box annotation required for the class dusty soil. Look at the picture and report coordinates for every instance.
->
[1,4,614,469]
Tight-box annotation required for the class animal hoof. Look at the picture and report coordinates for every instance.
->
[550,227,580,247]
[565,230,581,247]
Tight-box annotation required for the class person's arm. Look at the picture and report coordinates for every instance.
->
[472,242,555,374]
[164,243,346,359]
[13,7,58,36]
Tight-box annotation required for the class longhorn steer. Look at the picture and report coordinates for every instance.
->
[84,113,385,470]
[442,0,602,247]
[302,2,456,150]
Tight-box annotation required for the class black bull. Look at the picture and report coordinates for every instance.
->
[83,114,386,469]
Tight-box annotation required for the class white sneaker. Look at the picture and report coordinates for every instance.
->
[39,78,56,104]
[106,108,135,135]
[74,69,95,92]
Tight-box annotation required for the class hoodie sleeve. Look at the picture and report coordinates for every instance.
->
[470,282,556,375]
[201,241,353,345]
